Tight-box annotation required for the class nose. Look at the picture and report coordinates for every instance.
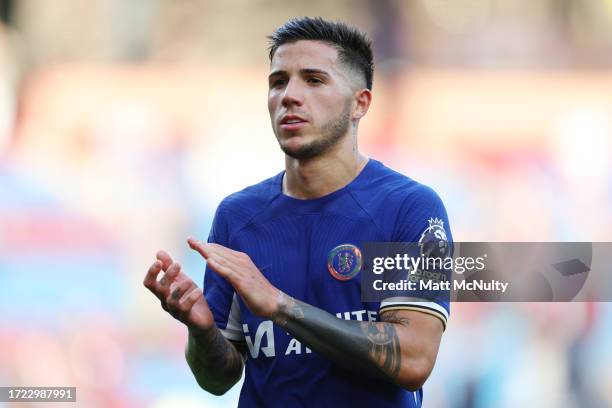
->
[281,79,304,108]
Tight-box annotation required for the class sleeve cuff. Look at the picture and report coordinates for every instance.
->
[380,297,449,330]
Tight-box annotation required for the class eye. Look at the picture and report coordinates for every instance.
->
[307,77,323,84]
[270,78,287,88]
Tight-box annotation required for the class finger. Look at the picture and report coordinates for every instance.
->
[207,243,245,262]
[188,238,243,280]
[187,237,240,259]
[201,244,248,270]
[206,253,239,280]
[187,237,209,259]
[166,280,194,311]
[159,262,182,290]
[143,260,163,294]
[178,287,203,313]
[188,238,242,262]
[156,250,173,271]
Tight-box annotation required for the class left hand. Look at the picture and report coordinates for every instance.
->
[188,237,281,318]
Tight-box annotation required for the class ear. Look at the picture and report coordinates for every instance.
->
[352,88,372,120]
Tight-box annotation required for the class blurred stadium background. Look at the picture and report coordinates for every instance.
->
[0,0,611,407]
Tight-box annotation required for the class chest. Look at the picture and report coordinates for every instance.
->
[232,213,386,305]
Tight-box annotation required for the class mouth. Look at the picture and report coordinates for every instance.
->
[279,115,308,132]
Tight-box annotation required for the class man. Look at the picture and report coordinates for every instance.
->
[144,17,451,407]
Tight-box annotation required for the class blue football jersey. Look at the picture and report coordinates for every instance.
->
[203,159,452,408]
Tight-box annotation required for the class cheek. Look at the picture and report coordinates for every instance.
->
[267,93,279,115]
[312,93,349,121]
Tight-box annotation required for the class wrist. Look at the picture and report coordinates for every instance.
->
[254,286,281,319]
[270,290,287,325]
[188,324,216,345]
[271,291,303,327]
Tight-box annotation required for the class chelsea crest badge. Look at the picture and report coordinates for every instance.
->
[327,243,362,281]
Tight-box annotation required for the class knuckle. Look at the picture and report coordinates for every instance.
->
[166,304,177,318]
[189,291,201,302]
[178,301,191,313]
[190,287,201,298]
[171,265,182,276]
[144,282,157,293]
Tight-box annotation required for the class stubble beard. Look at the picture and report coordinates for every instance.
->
[275,103,352,160]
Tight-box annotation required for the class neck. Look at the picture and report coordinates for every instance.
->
[282,134,369,200]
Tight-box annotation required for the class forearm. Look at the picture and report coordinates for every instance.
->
[271,293,426,390]
[185,326,244,395]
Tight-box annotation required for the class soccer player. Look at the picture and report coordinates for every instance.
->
[144,17,451,407]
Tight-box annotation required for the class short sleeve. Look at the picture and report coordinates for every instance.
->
[203,205,245,342]
[379,185,453,330]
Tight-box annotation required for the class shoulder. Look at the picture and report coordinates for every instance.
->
[213,172,282,233]
[350,160,450,241]
[218,173,280,211]
[399,181,446,214]
[352,159,445,209]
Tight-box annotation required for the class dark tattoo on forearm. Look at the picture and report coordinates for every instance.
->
[272,292,407,384]
[361,322,402,380]
[201,328,243,371]
[380,310,412,327]
[186,327,244,393]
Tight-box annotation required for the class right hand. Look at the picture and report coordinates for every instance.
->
[143,249,215,331]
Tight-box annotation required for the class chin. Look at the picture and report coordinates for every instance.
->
[280,143,307,158]
[280,139,326,160]
[279,134,311,151]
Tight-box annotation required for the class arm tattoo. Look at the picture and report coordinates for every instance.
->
[361,322,402,380]
[272,293,409,384]
[364,311,410,380]
[380,310,412,326]
[186,326,244,394]
[197,327,243,371]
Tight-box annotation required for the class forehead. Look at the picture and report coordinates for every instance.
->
[270,40,340,72]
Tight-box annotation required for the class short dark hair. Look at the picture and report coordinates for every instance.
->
[268,17,374,90]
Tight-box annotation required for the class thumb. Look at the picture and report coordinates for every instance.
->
[187,236,209,259]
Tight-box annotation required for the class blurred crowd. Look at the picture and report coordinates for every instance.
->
[0,1,611,407]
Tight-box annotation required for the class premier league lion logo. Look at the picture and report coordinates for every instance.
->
[418,217,450,258]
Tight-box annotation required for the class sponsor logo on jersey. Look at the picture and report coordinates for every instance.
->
[243,310,377,358]
[327,243,362,281]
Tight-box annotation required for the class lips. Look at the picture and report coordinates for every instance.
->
[279,114,308,132]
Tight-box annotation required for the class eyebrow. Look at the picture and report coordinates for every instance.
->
[268,68,331,79]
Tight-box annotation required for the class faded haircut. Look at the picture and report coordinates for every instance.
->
[268,17,374,90]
